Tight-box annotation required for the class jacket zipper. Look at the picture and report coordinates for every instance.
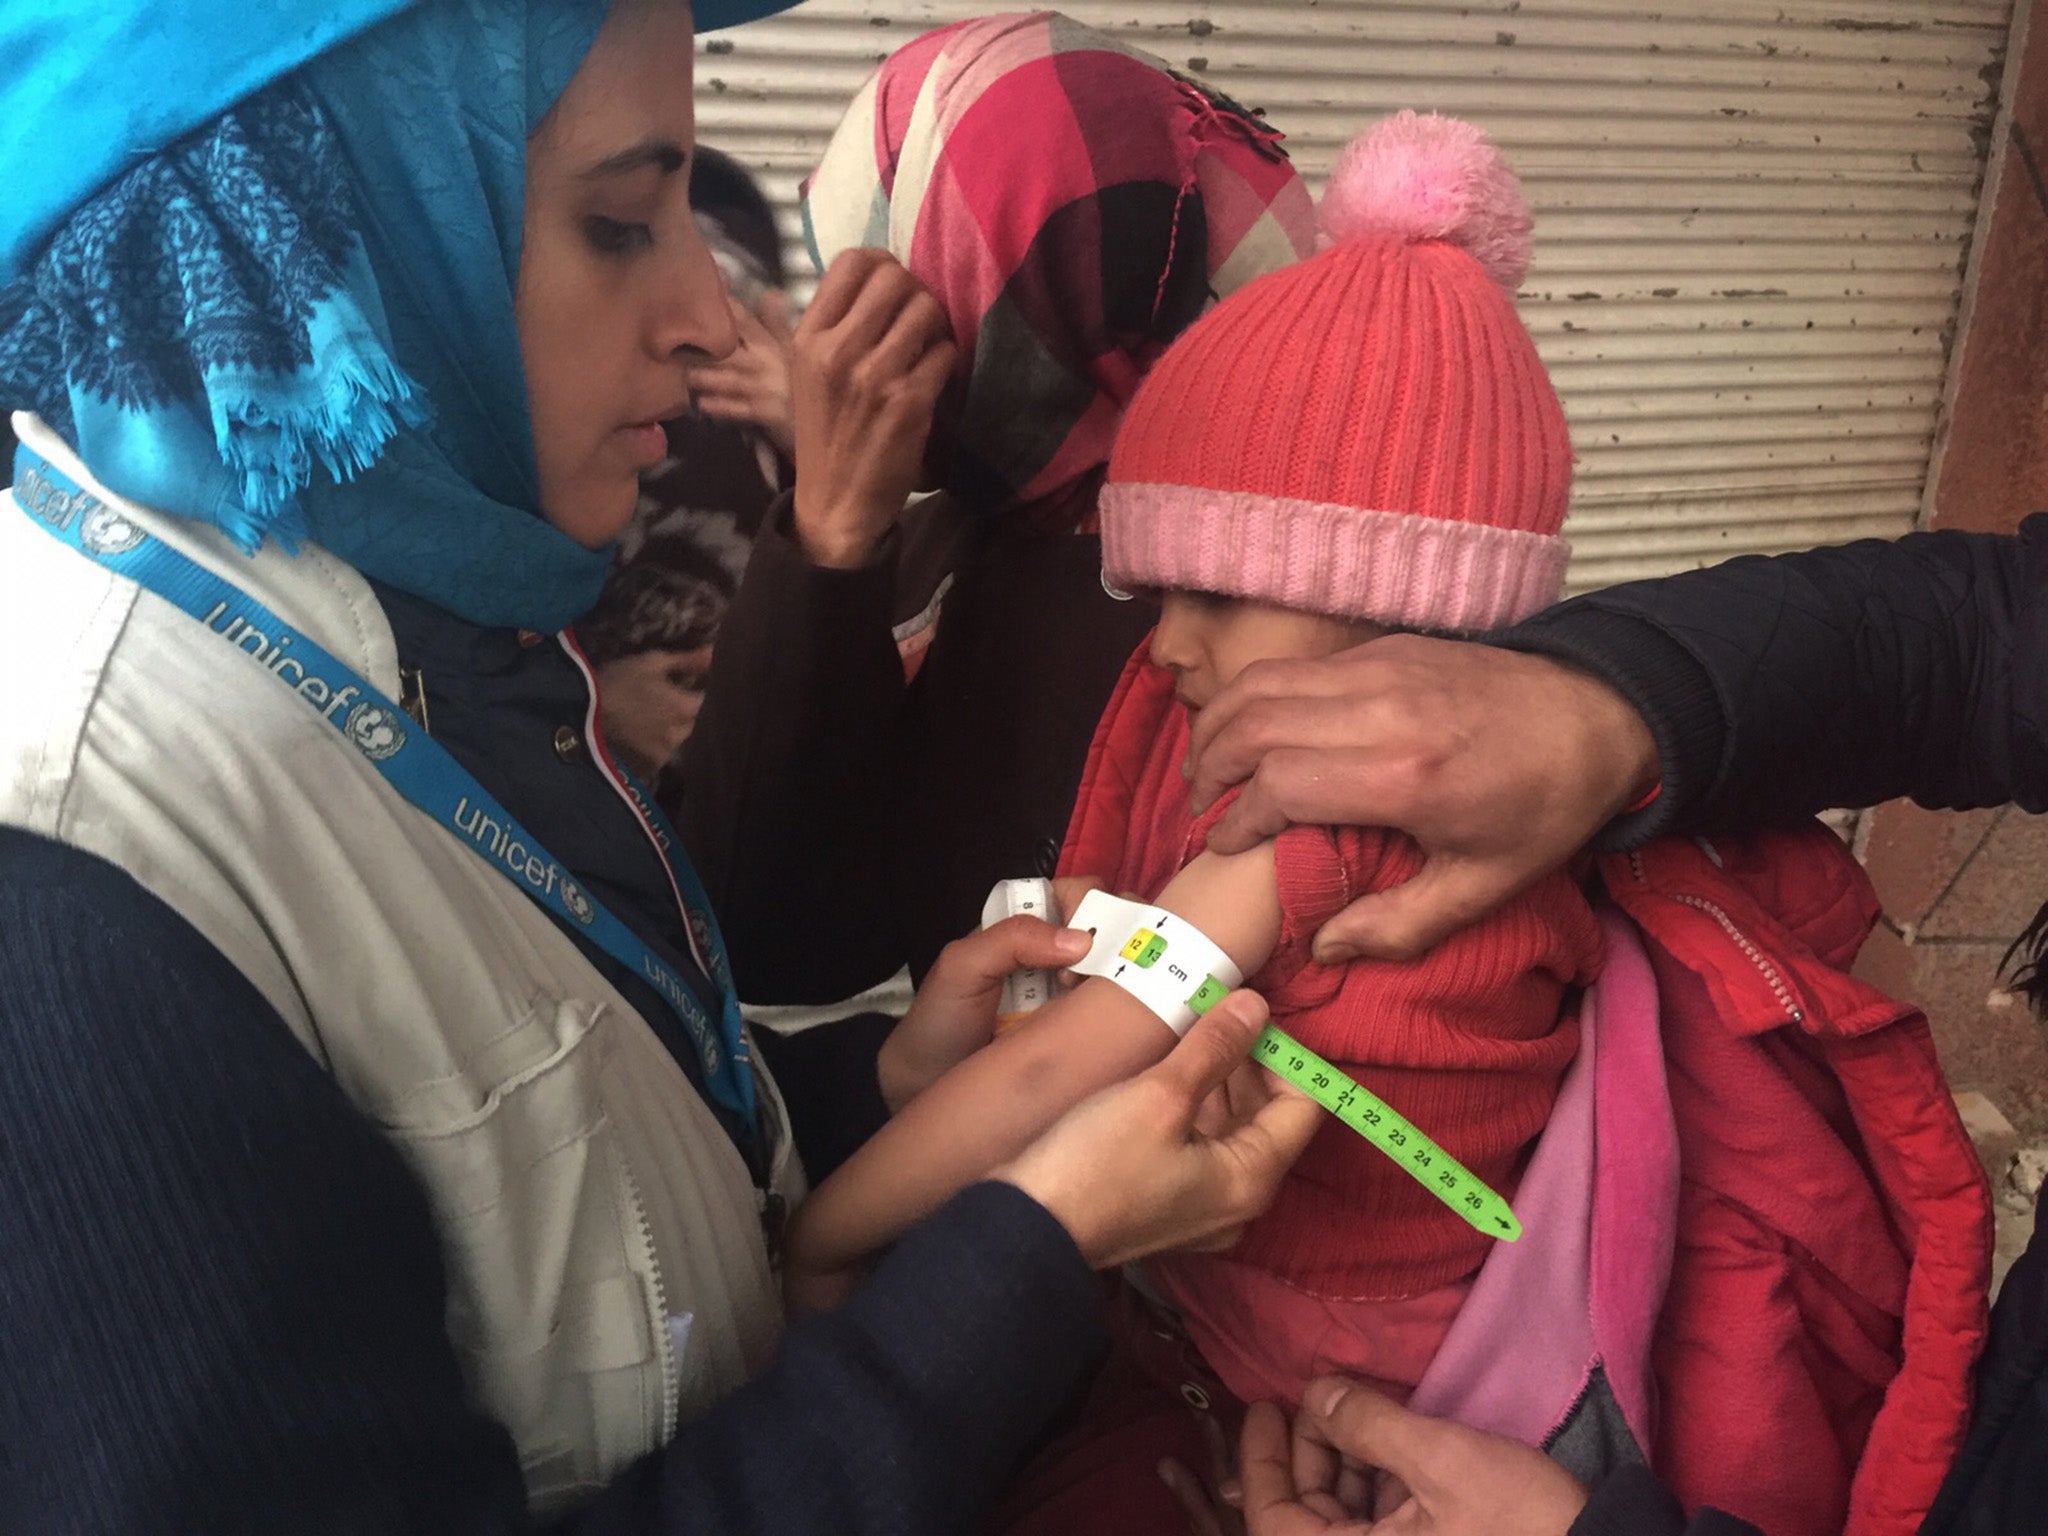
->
[1625,852,1805,1026]
[614,1142,681,1440]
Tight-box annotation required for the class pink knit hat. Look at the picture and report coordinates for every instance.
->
[1100,112,1572,631]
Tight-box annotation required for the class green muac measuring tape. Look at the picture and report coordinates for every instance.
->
[1247,1021,1521,1242]
[1003,882,1521,1244]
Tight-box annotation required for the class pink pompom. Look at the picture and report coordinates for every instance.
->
[1319,111,1532,293]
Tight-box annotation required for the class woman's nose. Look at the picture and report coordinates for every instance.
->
[656,225,740,363]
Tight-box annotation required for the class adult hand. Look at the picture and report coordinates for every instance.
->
[686,291,797,453]
[1184,634,1657,964]
[877,916,1091,1112]
[994,991,1324,1268]
[1239,1378,1587,1536]
[789,249,954,569]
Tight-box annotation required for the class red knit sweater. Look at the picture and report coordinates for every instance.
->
[1061,653,1603,1298]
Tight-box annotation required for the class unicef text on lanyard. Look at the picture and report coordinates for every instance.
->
[14,450,752,1118]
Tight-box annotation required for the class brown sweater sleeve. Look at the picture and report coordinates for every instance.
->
[675,499,910,1004]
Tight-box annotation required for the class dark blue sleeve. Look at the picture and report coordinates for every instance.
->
[598,1181,1103,1534]
[1569,1466,1760,1536]
[1497,514,2048,845]
[1920,1195,2048,1534]
[0,828,1103,1535]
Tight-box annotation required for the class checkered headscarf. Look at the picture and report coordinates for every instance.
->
[801,10,1315,529]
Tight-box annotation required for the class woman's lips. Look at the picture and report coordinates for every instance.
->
[620,420,669,466]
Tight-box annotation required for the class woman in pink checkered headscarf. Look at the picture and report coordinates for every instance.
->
[680,14,1317,1064]
[801,9,1316,530]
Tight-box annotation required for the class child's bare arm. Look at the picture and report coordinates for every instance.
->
[787,842,1287,1286]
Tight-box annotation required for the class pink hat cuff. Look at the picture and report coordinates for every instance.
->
[1101,483,1571,632]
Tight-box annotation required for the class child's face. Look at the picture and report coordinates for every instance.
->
[1150,591,1384,710]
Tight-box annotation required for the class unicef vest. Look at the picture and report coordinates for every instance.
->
[0,414,802,1519]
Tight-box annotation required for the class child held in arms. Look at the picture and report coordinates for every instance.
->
[788,112,1599,1416]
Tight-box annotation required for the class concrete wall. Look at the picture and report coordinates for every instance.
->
[1857,0,2048,1134]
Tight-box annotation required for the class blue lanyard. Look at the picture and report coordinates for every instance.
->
[14,448,753,1119]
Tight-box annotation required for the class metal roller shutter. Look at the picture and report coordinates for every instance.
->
[697,0,2014,589]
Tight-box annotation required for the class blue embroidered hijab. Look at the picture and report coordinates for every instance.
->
[0,0,793,631]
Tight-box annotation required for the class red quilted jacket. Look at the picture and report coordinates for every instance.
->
[1599,826,1990,1535]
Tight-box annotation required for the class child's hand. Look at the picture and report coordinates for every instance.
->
[789,249,955,569]
[686,292,797,453]
[877,916,1091,1111]
[594,647,711,778]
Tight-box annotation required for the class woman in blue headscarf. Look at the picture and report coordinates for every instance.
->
[0,2,1321,1529]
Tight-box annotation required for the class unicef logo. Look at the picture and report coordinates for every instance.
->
[78,504,145,556]
[691,911,734,989]
[688,909,720,958]
[344,702,406,762]
[561,878,595,926]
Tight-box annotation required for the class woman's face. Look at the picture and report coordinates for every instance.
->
[517,2,736,547]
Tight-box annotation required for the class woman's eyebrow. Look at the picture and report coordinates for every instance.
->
[579,139,688,181]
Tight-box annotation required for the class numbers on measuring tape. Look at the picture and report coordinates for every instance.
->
[1248,1022,1521,1243]
[1120,928,1169,968]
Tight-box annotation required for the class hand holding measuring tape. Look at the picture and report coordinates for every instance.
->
[994,985,1327,1270]
[994,880,1521,1243]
